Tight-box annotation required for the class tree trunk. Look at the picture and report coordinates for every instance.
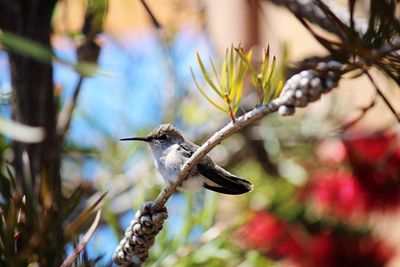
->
[0,0,61,209]
[0,1,63,264]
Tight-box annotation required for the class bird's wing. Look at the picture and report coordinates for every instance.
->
[178,142,253,195]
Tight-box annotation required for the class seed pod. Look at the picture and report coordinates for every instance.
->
[278,105,295,116]
[135,210,142,220]
[135,236,146,245]
[129,219,137,228]
[124,242,134,254]
[124,230,133,239]
[151,212,167,224]
[128,235,138,246]
[140,215,152,226]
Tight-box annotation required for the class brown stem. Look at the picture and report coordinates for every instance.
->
[57,76,84,139]
[364,70,400,123]
[224,93,236,123]
[139,0,161,29]
[335,92,378,133]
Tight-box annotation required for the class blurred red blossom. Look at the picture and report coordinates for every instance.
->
[345,131,400,210]
[238,131,400,266]
[239,212,394,267]
[316,139,347,164]
[309,233,394,267]
[238,211,304,260]
[306,171,365,218]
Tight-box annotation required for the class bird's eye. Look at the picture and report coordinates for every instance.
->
[158,134,167,140]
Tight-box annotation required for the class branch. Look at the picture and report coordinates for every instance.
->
[267,0,368,36]
[113,61,343,266]
[364,70,400,123]
[335,92,378,133]
[139,0,161,29]
[57,3,103,139]
[61,210,102,267]
[57,76,84,138]
[152,100,280,210]
[139,0,179,122]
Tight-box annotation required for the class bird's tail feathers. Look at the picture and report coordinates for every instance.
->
[199,165,253,195]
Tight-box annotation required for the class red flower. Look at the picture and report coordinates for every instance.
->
[238,211,303,260]
[309,233,394,267]
[307,171,365,218]
[345,131,400,209]
[238,211,394,267]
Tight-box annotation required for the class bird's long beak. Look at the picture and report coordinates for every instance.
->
[119,137,151,142]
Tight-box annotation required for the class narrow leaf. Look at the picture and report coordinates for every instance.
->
[220,59,228,94]
[0,117,45,143]
[190,68,226,112]
[233,81,243,113]
[61,210,102,267]
[260,46,270,85]
[265,56,277,87]
[64,192,106,240]
[236,48,258,86]
[209,57,221,86]
[271,80,284,101]
[196,52,223,97]
[0,31,53,63]
[230,59,248,100]
[229,46,235,90]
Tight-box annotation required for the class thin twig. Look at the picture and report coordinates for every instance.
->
[363,70,400,123]
[224,93,236,122]
[267,0,368,36]
[139,0,161,29]
[61,210,102,267]
[139,0,179,122]
[57,3,104,139]
[335,92,378,133]
[57,76,84,138]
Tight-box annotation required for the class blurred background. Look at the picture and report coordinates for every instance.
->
[0,0,399,266]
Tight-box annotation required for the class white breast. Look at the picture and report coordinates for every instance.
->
[151,143,205,192]
[153,144,182,183]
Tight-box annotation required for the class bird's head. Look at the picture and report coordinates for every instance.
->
[120,124,184,152]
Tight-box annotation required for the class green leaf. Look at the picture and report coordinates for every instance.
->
[190,68,226,112]
[229,46,235,90]
[0,31,102,77]
[0,31,53,63]
[260,47,270,86]
[272,80,284,100]
[265,56,277,88]
[263,83,272,104]
[229,51,247,100]
[64,192,106,240]
[236,48,258,87]
[233,81,243,113]
[209,57,221,86]
[220,59,228,94]
[262,56,277,103]
[196,53,222,98]
[86,0,109,34]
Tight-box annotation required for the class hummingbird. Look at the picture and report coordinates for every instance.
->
[120,124,253,195]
